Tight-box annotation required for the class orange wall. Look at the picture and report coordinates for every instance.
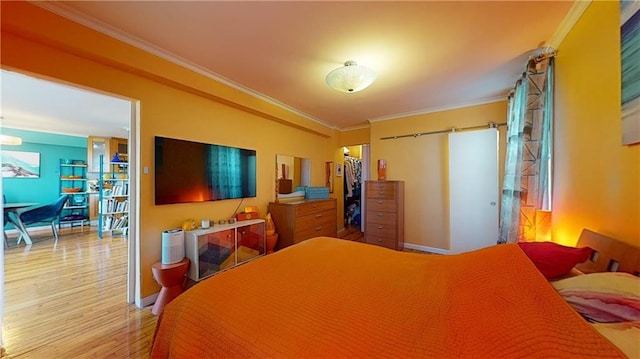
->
[553,1,640,246]
[1,2,336,299]
[369,102,508,250]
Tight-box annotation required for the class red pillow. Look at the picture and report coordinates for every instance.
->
[517,241,592,279]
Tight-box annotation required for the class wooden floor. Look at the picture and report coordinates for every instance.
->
[1,224,363,358]
[2,227,156,358]
[339,224,365,242]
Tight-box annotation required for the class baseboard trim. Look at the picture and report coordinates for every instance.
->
[404,243,450,255]
[141,292,158,308]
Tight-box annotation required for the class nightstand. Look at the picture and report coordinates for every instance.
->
[151,257,190,315]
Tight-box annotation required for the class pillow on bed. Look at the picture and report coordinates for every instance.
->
[517,241,592,279]
[552,272,640,323]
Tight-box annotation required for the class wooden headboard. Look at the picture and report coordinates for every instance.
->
[574,229,640,276]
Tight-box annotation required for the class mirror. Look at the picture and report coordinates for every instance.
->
[276,155,311,198]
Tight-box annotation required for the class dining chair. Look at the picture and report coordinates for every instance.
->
[17,195,69,244]
[3,195,8,247]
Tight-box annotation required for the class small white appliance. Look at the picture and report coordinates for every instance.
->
[161,229,185,264]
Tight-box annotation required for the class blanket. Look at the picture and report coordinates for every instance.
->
[151,237,624,358]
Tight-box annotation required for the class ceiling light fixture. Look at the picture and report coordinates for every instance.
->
[0,135,23,146]
[326,60,376,93]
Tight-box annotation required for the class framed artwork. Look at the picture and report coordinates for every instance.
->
[2,151,40,178]
[621,0,640,145]
[325,161,334,193]
[335,163,343,177]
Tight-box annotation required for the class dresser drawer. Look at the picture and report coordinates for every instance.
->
[293,222,337,243]
[365,221,397,238]
[295,209,335,230]
[295,200,336,217]
[366,181,396,199]
[269,199,337,250]
[367,199,397,212]
[365,234,397,250]
[366,211,397,226]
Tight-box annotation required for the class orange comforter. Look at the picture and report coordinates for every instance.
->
[151,237,624,358]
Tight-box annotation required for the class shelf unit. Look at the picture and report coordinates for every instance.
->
[98,155,129,238]
[59,159,90,229]
[185,219,266,282]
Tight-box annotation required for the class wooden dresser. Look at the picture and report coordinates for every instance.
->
[268,198,337,250]
[365,180,404,250]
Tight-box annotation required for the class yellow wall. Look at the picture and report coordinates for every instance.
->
[346,146,362,159]
[370,102,507,250]
[553,1,640,246]
[340,127,370,147]
[1,2,336,299]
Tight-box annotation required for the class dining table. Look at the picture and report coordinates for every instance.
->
[4,202,39,245]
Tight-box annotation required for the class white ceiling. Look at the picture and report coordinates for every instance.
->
[1,70,131,139]
[1,1,574,136]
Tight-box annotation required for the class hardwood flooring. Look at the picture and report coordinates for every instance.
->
[338,224,364,242]
[0,223,366,358]
[2,227,156,358]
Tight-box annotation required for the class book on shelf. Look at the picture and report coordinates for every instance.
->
[111,184,129,196]
[104,215,128,230]
[101,198,129,213]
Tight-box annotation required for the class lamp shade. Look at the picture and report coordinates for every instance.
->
[326,60,376,93]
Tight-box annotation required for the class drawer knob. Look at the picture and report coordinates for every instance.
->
[377,200,383,204]
[376,238,383,242]
[377,225,383,229]
[377,213,384,217]
[378,192,385,196]
[314,226,322,231]
[315,214,323,218]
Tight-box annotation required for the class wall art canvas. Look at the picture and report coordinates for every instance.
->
[2,150,40,178]
[621,0,640,145]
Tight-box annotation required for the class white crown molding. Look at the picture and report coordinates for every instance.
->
[339,123,371,132]
[31,2,336,131]
[545,0,592,49]
[368,96,506,123]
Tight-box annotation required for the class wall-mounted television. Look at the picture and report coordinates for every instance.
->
[155,136,257,205]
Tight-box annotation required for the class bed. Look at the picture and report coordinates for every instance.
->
[150,229,638,358]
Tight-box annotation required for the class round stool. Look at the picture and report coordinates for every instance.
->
[151,257,190,315]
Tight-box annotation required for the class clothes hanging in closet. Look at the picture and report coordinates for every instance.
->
[344,156,362,226]
[344,156,361,198]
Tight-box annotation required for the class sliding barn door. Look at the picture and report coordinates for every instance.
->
[448,128,499,253]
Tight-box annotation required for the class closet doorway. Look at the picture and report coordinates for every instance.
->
[343,144,370,233]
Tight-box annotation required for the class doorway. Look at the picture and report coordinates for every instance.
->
[342,144,370,234]
[1,69,138,305]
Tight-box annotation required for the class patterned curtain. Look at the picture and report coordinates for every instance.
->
[208,146,242,200]
[499,54,554,244]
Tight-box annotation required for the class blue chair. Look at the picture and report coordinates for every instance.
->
[3,195,8,247]
[17,195,69,244]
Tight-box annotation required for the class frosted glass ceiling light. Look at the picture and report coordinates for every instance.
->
[326,60,376,93]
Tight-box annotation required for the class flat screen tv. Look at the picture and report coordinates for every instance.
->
[155,136,257,205]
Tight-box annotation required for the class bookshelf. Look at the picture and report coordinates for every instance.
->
[98,155,129,238]
[59,159,90,229]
